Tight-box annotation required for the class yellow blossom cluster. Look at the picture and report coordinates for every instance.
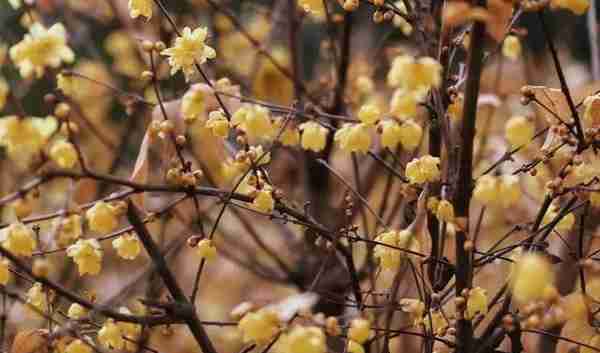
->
[379,119,423,150]
[473,175,521,208]
[510,253,555,304]
[112,234,141,260]
[238,309,280,344]
[505,115,535,148]
[299,121,329,152]
[9,22,74,78]
[66,239,103,276]
[161,27,216,81]
[232,104,274,140]
[405,155,441,184]
[86,201,120,234]
[374,229,420,270]
[1,222,37,257]
[279,325,326,353]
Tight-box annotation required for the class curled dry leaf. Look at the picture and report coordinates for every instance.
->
[11,329,49,353]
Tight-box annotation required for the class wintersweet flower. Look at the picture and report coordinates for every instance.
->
[2,222,37,257]
[280,325,326,353]
[348,318,371,344]
[436,200,455,223]
[67,303,88,319]
[206,110,230,138]
[505,115,534,148]
[299,121,328,152]
[357,104,381,125]
[374,230,419,270]
[98,319,124,350]
[238,309,280,344]
[67,239,103,276]
[387,55,441,91]
[0,78,7,111]
[405,155,441,184]
[49,140,78,169]
[502,35,521,60]
[86,201,119,234]
[389,89,421,120]
[334,123,371,153]
[347,340,365,353]
[232,104,274,139]
[9,22,74,78]
[65,339,92,353]
[252,187,275,214]
[112,234,141,260]
[0,115,57,162]
[465,287,488,319]
[583,93,600,128]
[54,214,83,247]
[161,27,216,80]
[128,0,152,20]
[392,1,413,35]
[0,259,10,285]
[26,283,49,313]
[399,298,426,326]
[196,239,217,262]
[181,87,207,123]
[511,253,554,303]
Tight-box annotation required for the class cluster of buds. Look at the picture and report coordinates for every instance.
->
[165,167,202,187]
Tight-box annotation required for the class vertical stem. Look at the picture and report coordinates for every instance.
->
[454,1,487,352]
[588,0,600,81]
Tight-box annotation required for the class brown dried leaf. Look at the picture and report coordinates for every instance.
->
[11,329,49,353]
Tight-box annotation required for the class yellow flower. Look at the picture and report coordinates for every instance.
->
[357,104,381,125]
[252,48,294,105]
[206,110,230,138]
[117,308,142,351]
[389,89,421,120]
[542,203,575,233]
[550,0,589,14]
[280,126,300,146]
[0,78,8,111]
[98,319,124,350]
[398,119,423,150]
[2,222,37,257]
[299,121,328,152]
[374,230,419,270]
[232,104,274,140]
[9,22,74,79]
[583,94,600,128]
[238,309,280,344]
[399,298,426,326]
[65,339,92,353]
[387,55,442,91]
[128,0,152,20]
[424,310,448,336]
[473,175,498,205]
[347,340,365,353]
[511,253,554,303]
[334,123,371,153]
[26,283,49,313]
[49,140,78,169]
[502,35,521,60]
[67,239,103,276]
[161,27,216,80]
[0,259,11,285]
[67,303,88,319]
[196,239,217,262]
[379,120,403,149]
[253,187,276,214]
[112,234,141,260]
[466,287,488,320]
[280,326,326,353]
[405,155,441,184]
[181,86,206,123]
[392,1,413,35]
[86,201,119,234]
[448,93,464,121]
[436,200,455,223]
[348,318,371,344]
[505,115,534,148]
[54,214,83,247]
[0,115,57,163]
[582,335,600,353]
[497,175,521,208]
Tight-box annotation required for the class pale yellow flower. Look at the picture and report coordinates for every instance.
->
[161,27,216,80]
[9,22,74,78]
[112,234,141,260]
[1,222,37,257]
[280,325,326,353]
[405,155,441,184]
[334,123,371,153]
[49,140,78,169]
[128,0,153,20]
[238,309,280,344]
[299,121,328,152]
[196,239,217,262]
[67,239,103,276]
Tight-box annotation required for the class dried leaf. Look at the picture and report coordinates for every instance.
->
[11,329,49,353]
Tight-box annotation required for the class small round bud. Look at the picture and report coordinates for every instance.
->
[141,70,154,81]
[175,135,187,146]
[154,41,166,51]
[187,235,202,247]
[142,40,154,52]
[54,102,71,119]
[44,93,57,105]
[32,258,50,277]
